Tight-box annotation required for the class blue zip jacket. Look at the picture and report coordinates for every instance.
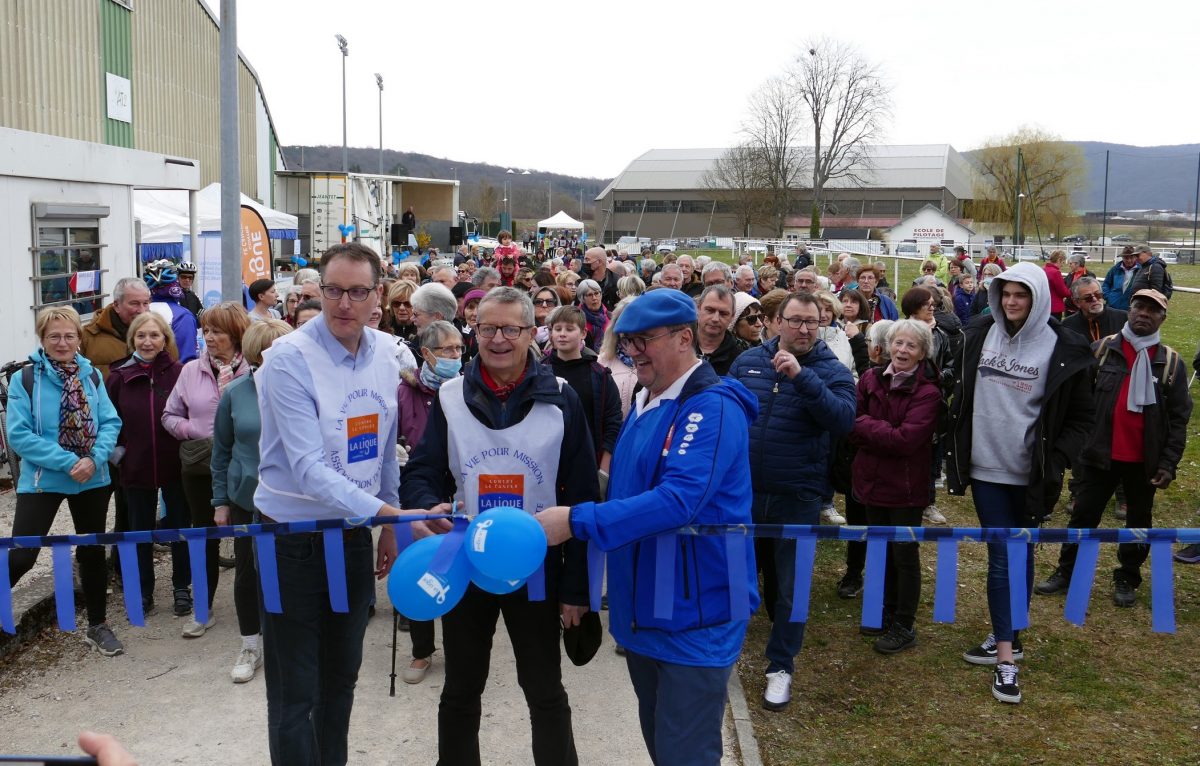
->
[1101,261,1140,311]
[727,337,856,497]
[6,349,121,494]
[569,362,760,667]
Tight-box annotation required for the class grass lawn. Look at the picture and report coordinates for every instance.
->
[733,259,1200,765]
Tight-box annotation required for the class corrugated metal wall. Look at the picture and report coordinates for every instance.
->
[0,0,103,142]
[100,0,132,147]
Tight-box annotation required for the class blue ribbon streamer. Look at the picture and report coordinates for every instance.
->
[117,542,143,628]
[255,533,282,614]
[187,536,208,626]
[862,537,887,629]
[429,518,468,576]
[526,561,546,602]
[0,549,14,634]
[789,531,816,624]
[1006,540,1029,632]
[933,538,958,623]
[1064,539,1100,626]
[323,528,349,614]
[653,534,675,621]
[1150,540,1175,634]
[725,531,750,621]
[587,542,604,613]
[51,543,74,632]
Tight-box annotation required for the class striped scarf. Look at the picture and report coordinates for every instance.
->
[48,358,97,458]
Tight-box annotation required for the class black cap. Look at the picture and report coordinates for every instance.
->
[562,611,603,666]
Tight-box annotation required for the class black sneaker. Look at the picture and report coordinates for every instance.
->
[84,623,124,657]
[837,576,863,599]
[963,633,1025,665]
[1174,544,1200,564]
[142,596,157,617]
[1113,580,1136,608]
[872,623,917,654]
[173,588,193,617]
[1034,569,1069,596]
[992,662,1021,703]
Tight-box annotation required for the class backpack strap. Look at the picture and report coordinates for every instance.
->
[21,364,100,397]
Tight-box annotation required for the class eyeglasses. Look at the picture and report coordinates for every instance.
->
[477,324,532,340]
[779,316,821,330]
[741,314,764,325]
[922,267,937,273]
[1077,293,1104,303]
[321,284,376,302]
[45,333,79,344]
[533,298,558,307]
[431,344,466,355]
[618,328,684,353]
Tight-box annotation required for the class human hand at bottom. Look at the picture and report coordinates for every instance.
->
[79,730,137,765]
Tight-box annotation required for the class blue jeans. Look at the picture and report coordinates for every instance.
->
[752,492,821,674]
[261,528,374,766]
[625,650,732,766]
[972,481,1033,643]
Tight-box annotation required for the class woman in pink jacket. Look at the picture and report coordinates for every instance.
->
[162,302,251,639]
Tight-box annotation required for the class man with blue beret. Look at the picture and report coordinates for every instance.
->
[537,289,760,766]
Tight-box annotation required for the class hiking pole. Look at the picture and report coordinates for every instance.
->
[1189,370,1196,388]
[389,608,399,697]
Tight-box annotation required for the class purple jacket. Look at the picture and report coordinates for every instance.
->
[397,373,436,451]
[849,365,941,508]
[106,353,184,489]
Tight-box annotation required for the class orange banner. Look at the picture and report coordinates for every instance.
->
[240,206,272,286]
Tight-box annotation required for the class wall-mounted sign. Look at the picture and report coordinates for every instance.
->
[106,73,132,123]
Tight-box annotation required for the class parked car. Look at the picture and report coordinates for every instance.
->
[1156,250,1178,264]
[1111,234,1132,243]
[1062,234,1087,244]
[895,243,920,257]
[1010,248,1043,261]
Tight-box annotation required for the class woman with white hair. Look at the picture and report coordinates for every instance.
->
[575,279,609,352]
[617,275,646,300]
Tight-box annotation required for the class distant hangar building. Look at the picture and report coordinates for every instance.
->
[593,144,976,241]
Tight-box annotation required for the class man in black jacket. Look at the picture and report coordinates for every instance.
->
[1127,244,1171,296]
[1062,276,1127,343]
[1035,289,1192,606]
[581,246,620,310]
[694,285,748,376]
[401,287,596,766]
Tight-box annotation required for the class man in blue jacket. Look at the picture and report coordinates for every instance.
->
[728,291,857,711]
[1101,246,1141,310]
[537,289,759,766]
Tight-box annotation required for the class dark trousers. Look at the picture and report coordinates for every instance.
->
[438,584,576,766]
[843,490,867,580]
[9,486,111,626]
[411,619,436,660]
[972,480,1033,643]
[625,649,732,766]
[262,528,373,766]
[230,504,261,637]
[1057,461,1156,588]
[752,492,821,674]
[863,505,924,629]
[180,462,219,608]
[126,484,191,598]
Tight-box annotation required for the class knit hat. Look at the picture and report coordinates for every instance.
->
[729,292,761,331]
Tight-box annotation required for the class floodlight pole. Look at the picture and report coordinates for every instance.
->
[376,74,384,174]
[219,0,241,303]
[336,35,348,173]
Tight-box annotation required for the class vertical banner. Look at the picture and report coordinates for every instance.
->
[240,205,272,286]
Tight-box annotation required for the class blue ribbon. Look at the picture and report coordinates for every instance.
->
[1064,539,1100,626]
[0,549,14,634]
[653,534,675,621]
[725,530,750,621]
[789,531,816,624]
[117,542,143,628]
[587,542,604,613]
[862,537,887,629]
[323,528,349,614]
[1006,539,1029,632]
[51,543,74,632]
[187,535,208,626]
[255,533,282,614]
[429,518,467,576]
[933,538,958,623]
[1150,540,1174,634]
[526,562,546,602]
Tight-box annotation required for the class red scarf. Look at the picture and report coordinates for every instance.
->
[480,363,526,402]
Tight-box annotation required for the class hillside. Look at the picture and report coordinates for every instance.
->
[280,145,609,223]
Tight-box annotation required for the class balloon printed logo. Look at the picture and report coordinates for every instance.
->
[418,572,452,605]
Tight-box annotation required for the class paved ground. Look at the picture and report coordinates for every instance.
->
[0,491,747,764]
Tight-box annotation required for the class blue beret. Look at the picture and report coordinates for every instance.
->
[613,289,697,334]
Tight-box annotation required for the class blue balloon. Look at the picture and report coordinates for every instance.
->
[465,506,547,582]
[387,535,471,621]
[291,255,308,268]
[469,561,526,595]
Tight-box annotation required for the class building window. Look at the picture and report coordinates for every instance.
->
[642,200,680,214]
[614,200,642,214]
[679,200,714,214]
[31,205,109,318]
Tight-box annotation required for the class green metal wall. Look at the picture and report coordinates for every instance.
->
[100,0,133,148]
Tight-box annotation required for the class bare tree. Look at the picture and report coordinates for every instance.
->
[741,76,808,237]
[476,181,502,235]
[972,126,1085,240]
[790,38,890,238]
[702,143,772,237]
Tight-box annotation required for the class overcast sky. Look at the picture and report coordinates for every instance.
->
[225,0,1199,180]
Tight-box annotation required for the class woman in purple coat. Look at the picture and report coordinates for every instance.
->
[848,318,942,655]
[105,311,189,616]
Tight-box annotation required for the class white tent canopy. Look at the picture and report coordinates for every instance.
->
[537,210,585,230]
[135,182,298,243]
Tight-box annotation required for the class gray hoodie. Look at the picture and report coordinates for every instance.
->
[969,262,1057,485]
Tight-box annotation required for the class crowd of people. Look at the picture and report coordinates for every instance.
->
[3,236,1198,765]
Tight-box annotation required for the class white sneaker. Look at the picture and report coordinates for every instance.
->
[181,614,216,638]
[820,505,847,525]
[923,505,948,525]
[231,647,263,683]
[763,670,792,711]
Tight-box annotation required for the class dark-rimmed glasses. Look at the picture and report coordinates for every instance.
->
[779,316,820,330]
[321,284,376,302]
[617,328,683,353]
[477,324,532,340]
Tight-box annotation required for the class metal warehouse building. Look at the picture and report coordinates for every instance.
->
[594,144,976,240]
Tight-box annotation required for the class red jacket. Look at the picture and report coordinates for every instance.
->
[1045,263,1071,314]
[849,365,941,508]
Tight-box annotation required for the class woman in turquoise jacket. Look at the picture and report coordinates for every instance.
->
[6,307,122,656]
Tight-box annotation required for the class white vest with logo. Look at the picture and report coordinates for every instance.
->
[259,326,400,502]
[438,375,564,517]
